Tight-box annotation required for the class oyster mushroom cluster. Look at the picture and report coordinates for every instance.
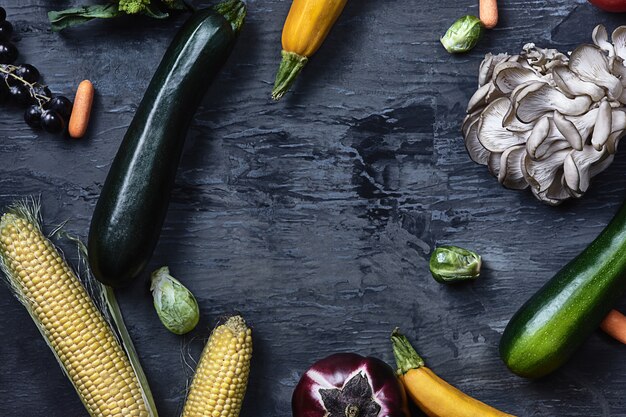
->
[463,25,626,205]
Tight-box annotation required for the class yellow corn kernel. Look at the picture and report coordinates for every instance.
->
[0,208,150,417]
[182,316,252,417]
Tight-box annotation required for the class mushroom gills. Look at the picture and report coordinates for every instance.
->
[515,84,592,124]
[569,44,623,99]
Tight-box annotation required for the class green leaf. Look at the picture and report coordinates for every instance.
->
[48,3,122,32]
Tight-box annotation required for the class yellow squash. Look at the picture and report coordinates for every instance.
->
[272,0,348,100]
[392,329,516,417]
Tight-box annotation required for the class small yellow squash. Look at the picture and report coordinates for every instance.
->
[272,0,348,100]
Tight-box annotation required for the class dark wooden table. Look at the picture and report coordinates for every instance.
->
[1,0,626,416]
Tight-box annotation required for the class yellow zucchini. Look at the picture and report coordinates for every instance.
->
[272,0,348,100]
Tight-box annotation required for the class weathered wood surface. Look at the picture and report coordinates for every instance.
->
[1,0,626,415]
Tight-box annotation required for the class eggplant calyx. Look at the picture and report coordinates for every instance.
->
[320,373,382,417]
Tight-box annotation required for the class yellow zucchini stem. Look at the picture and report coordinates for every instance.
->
[272,50,309,100]
[391,328,425,374]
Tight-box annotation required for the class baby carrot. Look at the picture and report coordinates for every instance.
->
[479,0,498,29]
[68,80,94,139]
[601,309,626,344]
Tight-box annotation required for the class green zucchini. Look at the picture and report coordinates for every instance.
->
[500,202,626,378]
[88,0,246,287]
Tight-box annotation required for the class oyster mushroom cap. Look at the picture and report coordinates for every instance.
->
[478,53,510,87]
[553,111,584,151]
[569,44,623,99]
[606,129,625,154]
[551,65,606,101]
[494,63,544,94]
[611,108,626,132]
[525,148,571,194]
[488,151,502,177]
[478,97,529,152]
[526,117,551,159]
[498,145,529,190]
[464,118,491,165]
[563,146,607,194]
[514,83,592,124]
[467,82,491,113]
[591,100,612,150]
[611,26,626,62]
[592,25,614,56]
[504,80,549,126]
[462,111,481,137]
[486,83,506,103]
[589,153,615,182]
[541,172,571,205]
[568,108,600,139]
[609,56,626,86]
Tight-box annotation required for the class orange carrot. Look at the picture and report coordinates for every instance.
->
[601,309,626,344]
[68,80,94,139]
[479,0,498,29]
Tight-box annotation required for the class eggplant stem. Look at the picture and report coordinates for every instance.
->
[346,404,359,417]
[391,328,425,374]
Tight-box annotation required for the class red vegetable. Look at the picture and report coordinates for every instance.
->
[292,353,409,417]
[588,0,626,12]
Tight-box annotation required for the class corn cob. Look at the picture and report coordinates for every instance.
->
[182,315,252,417]
[0,202,153,417]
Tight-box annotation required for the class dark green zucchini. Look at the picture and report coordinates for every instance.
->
[88,0,246,287]
[500,202,626,378]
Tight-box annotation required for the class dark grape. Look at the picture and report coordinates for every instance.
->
[0,8,6,23]
[15,64,39,83]
[41,110,65,134]
[24,105,42,128]
[48,96,72,119]
[0,41,17,64]
[9,84,32,105]
[0,21,12,40]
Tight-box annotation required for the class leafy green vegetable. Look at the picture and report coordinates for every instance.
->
[440,15,484,54]
[150,266,199,335]
[48,4,121,32]
[48,0,187,31]
[429,245,482,283]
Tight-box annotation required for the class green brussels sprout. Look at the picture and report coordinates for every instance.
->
[429,245,482,283]
[440,15,484,53]
[150,266,199,335]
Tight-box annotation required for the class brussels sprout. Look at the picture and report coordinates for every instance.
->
[150,266,199,335]
[441,15,484,53]
[429,245,482,283]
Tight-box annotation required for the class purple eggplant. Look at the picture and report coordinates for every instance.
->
[292,353,409,417]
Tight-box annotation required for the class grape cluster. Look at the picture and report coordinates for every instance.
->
[0,7,72,134]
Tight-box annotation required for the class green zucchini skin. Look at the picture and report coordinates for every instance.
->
[499,203,626,378]
[88,5,243,287]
